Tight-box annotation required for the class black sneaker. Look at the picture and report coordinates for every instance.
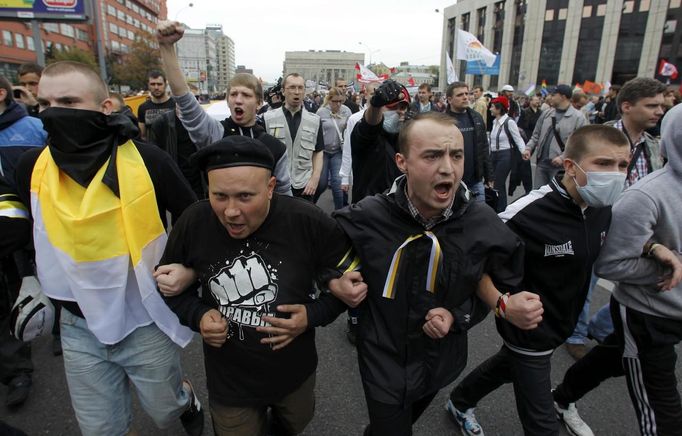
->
[6,374,31,408]
[180,379,204,436]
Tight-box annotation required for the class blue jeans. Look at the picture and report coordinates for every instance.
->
[491,150,512,212]
[566,273,599,345]
[588,303,614,343]
[468,180,485,203]
[60,309,190,435]
[315,150,347,210]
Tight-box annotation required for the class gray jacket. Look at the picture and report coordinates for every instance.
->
[595,104,682,320]
[528,105,588,160]
[173,92,292,195]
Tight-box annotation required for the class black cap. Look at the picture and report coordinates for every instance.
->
[549,84,573,99]
[190,136,275,172]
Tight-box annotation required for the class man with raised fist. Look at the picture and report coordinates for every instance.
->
[349,79,410,201]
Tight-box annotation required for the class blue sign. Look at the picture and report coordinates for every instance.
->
[465,56,501,76]
[0,0,87,21]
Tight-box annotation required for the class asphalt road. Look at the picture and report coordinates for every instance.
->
[3,190,680,436]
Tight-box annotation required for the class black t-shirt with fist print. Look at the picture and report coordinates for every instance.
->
[161,194,351,407]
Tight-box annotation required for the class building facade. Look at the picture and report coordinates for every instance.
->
[0,0,166,81]
[206,24,234,93]
[392,62,438,87]
[235,65,253,75]
[283,50,364,86]
[440,0,682,91]
[176,29,208,92]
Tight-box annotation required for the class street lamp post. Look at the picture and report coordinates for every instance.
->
[175,3,194,21]
[358,42,380,65]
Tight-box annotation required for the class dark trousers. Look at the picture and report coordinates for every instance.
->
[519,160,533,194]
[553,332,624,406]
[491,150,512,212]
[364,391,438,436]
[0,271,32,385]
[612,297,682,436]
[450,345,559,436]
[291,188,314,203]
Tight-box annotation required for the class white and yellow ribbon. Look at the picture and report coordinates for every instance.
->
[382,231,442,299]
[0,194,29,219]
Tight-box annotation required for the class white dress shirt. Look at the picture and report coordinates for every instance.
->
[490,114,526,153]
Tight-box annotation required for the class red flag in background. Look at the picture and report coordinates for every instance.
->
[582,81,603,95]
[659,59,679,79]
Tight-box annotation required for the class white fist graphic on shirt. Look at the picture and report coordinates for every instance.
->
[210,254,278,309]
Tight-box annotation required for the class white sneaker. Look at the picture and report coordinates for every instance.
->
[554,401,594,436]
[446,399,484,436]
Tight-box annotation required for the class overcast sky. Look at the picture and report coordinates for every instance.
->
[166,0,451,82]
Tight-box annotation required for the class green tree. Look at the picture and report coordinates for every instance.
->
[45,46,99,71]
[108,31,162,91]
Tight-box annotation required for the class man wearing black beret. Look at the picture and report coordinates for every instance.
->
[156,135,366,436]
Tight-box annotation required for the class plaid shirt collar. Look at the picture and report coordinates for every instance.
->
[401,184,455,230]
[614,119,646,147]
[614,119,649,185]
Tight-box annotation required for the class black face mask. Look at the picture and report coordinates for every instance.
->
[39,107,139,195]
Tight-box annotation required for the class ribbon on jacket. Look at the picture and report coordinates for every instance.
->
[382,231,442,299]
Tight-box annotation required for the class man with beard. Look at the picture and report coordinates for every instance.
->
[349,79,410,201]
[137,70,176,140]
[15,61,203,436]
[156,21,291,195]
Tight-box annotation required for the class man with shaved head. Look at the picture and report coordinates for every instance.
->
[333,112,537,435]
[15,61,204,436]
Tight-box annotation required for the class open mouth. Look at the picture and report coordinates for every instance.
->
[226,222,246,234]
[434,182,454,200]
[234,107,244,117]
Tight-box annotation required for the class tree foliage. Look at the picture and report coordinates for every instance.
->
[108,31,162,90]
[46,46,99,71]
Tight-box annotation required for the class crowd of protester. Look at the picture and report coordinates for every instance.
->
[0,18,681,436]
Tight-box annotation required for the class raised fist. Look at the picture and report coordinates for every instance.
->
[209,255,278,309]
[156,20,185,46]
[370,80,406,108]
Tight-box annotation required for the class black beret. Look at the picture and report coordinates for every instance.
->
[190,136,275,172]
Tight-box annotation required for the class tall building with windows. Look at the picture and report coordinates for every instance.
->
[440,0,682,91]
[283,50,364,86]
[176,29,211,93]
[176,25,234,94]
[0,0,166,81]
[206,24,235,92]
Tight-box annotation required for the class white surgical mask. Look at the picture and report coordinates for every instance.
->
[383,110,401,134]
[572,162,626,208]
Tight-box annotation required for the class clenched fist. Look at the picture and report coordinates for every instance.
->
[156,20,185,46]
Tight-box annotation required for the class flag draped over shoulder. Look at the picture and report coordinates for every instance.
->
[31,141,193,346]
[455,29,497,67]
